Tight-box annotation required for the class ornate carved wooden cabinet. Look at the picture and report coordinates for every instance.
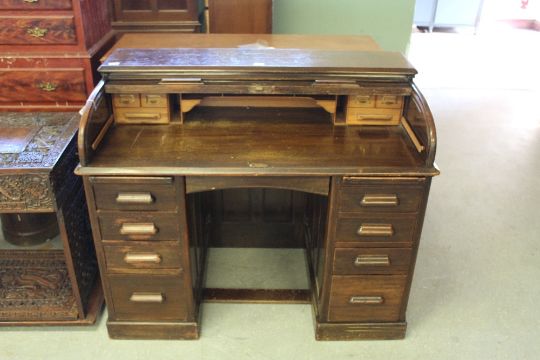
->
[0,113,102,324]
[0,0,114,111]
[77,40,439,340]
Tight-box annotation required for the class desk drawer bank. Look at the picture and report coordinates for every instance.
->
[76,47,439,340]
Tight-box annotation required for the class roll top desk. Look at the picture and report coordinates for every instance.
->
[76,46,439,340]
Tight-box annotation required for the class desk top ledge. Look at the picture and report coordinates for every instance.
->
[99,48,416,78]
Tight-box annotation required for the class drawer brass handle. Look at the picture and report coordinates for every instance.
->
[354,255,390,266]
[356,114,393,121]
[357,224,394,237]
[145,95,163,104]
[116,192,154,205]
[124,252,162,264]
[27,26,48,38]
[361,194,399,206]
[125,113,160,120]
[24,0,39,3]
[118,95,137,104]
[129,292,164,303]
[38,82,57,92]
[353,95,372,103]
[349,296,384,305]
[120,223,158,236]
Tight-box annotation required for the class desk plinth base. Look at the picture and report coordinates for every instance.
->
[107,320,200,340]
[314,321,406,340]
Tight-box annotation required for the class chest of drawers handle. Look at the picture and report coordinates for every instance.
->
[26,26,48,38]
[129,292,164,303]
[124,252,162,265]
[354,255,390,266]
[24,0,39,3]
[349,296,384,305]
[120,223,158,236]
[361,194,399,207]
[38,82,57,92]
[357,224,394,237]
[116,192,154,205]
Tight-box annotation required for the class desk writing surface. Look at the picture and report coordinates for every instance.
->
[84,108,429,176]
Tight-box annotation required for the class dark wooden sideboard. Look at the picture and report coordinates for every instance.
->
[76,37,439,340]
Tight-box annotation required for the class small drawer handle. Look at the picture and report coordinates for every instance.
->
[354,255,390,266]
[349,296,384,305]
[356,114,393,121]
[357,224,394,237]
[119,95,137,104]
[38,82,57,92]
[125,113,161,120]
[145,95,163,104]
[27,26,48,38]
[124,252,162,264]
[129,292,164,303]
[116,192,154,205]
[361,194,399,207]
[120,223,158,236]
[24,0,39,3]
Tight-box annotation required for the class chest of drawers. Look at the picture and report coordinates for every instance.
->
[0,0,114,111]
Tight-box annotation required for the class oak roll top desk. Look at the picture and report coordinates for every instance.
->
[76,38,439,340]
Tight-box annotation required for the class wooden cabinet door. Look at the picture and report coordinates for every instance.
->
[113,0,198,22]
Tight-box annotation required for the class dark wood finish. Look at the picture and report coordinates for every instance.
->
[315,321,406,340]
[107,320,199,339]
[203,289,311,304]
[108,274,188,321]
[186,176,330,196]
[98,212,182,242]
[335,214,418,247]
[338,178,426,213]
[78,109,433,176]
[104,242,183,273]
[0,112,103,325]
[101,48,417,80]
[111,0,200,33]
[333,248,412,275]
[207,0,272,34]
[328,275,407,322]
[78,35,439,340]
[92,177,178,211]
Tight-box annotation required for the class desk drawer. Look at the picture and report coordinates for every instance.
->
[328,275,407,322]
[99,212,181,242]
[0,16,77,45]
[104,243,182,272]
[0,0,72,10]
[108,274,188,321]
[333,248,412,275]
[92,181,177,212]
[338,182,425,214]
[346,107,401,126]
[335,215,417,247]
